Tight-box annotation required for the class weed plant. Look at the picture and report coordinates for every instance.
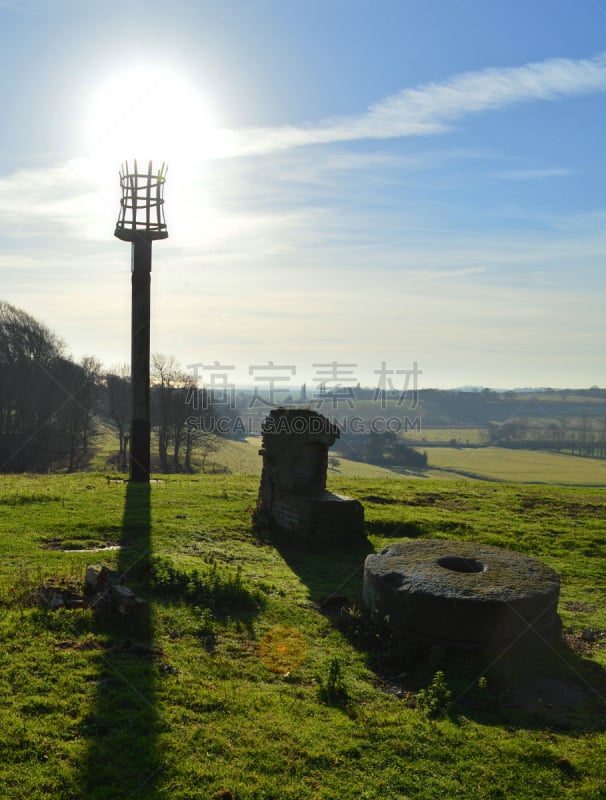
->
[149,555,262,612]
[318,657,350,708]
[417,670,452,718]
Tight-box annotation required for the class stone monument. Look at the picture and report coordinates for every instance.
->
[255,408,364,544]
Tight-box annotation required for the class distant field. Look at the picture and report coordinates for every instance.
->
[214,439,606,485]
[427,446,606,485]
[404,427,487,444]
[213,437,262,474]
[218,438,408,479]
[94,431,411,481]
[218,437,606,487]
[92,425,606,485]
[88,421,120,471]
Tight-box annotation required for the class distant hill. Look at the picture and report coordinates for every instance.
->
[411,388,606,426]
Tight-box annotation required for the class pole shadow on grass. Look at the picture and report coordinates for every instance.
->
[82,481,162,799]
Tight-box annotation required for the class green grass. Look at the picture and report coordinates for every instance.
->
[1,473,605,798]
[87,420,122,471]
[90,417,606,486]
[426,446,606,484]
[90,426,408,480]
[214,438,606,485]
[405,427,488,444]
[205,436,407,479]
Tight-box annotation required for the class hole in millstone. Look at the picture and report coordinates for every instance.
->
[437,556,486,574]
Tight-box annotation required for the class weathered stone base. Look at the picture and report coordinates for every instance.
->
[363,540,561,651]
[262,491,365,545]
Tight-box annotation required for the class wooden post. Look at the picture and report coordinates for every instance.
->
[130,237,152,482]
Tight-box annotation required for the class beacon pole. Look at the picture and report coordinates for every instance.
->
[114,160,168,483]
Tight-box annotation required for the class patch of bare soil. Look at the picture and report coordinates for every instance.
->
[362,495,400,505]
[564,601,598,613]
[40,541,121,552]
[516,495,606,518]
[498,676,600,725]
[562,629,606,657]
[362,492,465,510]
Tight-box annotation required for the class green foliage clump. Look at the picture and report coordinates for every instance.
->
[417,670,452,719]
[0,492,62,506]
[319,657,350,707]
[0,564,42,610]
[149,555,260,612]
[194,608,217,639]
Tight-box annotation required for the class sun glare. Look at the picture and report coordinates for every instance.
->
[84,63,224,168]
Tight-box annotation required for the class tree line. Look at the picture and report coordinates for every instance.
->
[0,302,215,473]
[335,429,428,469]
[488,418,606,459]
[0,302,100,472]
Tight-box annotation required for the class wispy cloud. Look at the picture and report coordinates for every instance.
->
[0,159,115,241]
[0,0,83,11]
[495,167,575,181]
[3,52,604,243]
[222,52,606,157]
[2,50,605,385]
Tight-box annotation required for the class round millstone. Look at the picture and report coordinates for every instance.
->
[363,540,561,648]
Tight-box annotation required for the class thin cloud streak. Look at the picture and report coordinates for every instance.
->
[495,167,575,180]
[221,52,606,157]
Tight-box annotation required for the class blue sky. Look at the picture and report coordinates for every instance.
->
[1,0,605,390]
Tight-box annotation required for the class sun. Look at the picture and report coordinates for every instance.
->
[83,63,224,168]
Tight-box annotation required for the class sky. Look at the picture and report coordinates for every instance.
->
[1,0,605,393]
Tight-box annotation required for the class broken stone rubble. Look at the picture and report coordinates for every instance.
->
[39,565,147,615]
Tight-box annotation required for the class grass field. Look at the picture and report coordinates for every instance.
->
[0,473,605,799]
[217,438,606,486]
[404,427,488,444]
[91,425,409,480]
[91,420,606,486]
[207,437,403,480]
[426,446,606,485]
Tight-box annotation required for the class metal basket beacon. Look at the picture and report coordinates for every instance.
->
[115,160,169,482]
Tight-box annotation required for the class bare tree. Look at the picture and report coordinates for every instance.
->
[54,356,102,471]
[152,354,177,471]
[106,365,131,471]
[151,354,199,472]
[197,431,221,473]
